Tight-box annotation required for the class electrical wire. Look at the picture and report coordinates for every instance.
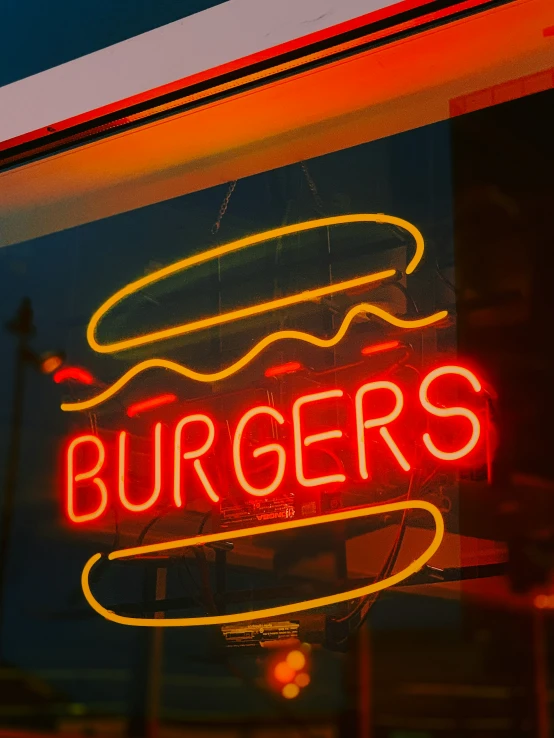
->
[136,508,171,545]
[175,511,213,612]
[389,280,419,315]
[435,256,457,294]
[331,471,419,638]
[111,504,120,551]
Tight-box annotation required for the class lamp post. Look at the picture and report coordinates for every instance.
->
[0,298,64,662]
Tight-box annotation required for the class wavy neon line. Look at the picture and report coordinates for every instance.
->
[81,499,444,627]
[87,214,425,355]
[61,304,448,412]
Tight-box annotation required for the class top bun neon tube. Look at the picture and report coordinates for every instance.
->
[86,214,425,355]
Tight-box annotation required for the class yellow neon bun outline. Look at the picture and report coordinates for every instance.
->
[87,214,425,355]
[62,304,447,412]
[81,499,443,628]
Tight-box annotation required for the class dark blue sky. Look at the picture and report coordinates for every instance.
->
[0,0,228,86]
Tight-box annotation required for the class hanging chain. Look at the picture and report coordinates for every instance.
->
[300,162,324,215]
[211,180,237,235]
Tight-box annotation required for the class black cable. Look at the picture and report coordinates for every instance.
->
[111,504,120,551]
[389,280,419,315]
[332,471,419,636]
[198,510,211,534]
[175,511,213,611]
[136,508,170,545]
[435,257,457,294]
[176,558,202,607]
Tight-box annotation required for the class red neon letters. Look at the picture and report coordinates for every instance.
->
[233,406,286,497]
[292,390,346,488]
[419,366,482,461]
[174,414,219,507]
[66,435,108,523]
[355,381,409,478]
[118,423,163,512]
[64,366,486,523]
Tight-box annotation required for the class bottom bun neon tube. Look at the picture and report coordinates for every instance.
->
[81,499,444,627]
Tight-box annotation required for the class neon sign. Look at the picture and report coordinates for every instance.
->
[81,500,444,628]
[59,214,447,413]
[60,214,490,628]
[65,366,485,523]
[87,214,425,355]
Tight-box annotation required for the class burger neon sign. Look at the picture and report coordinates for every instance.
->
[60,214,492,628]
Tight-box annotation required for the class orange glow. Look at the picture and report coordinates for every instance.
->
[274,662,296,684]
[233,406,286,497]
[53,366,94,385]
[419,366,482,461]
[81,499,444,627]
[282,684,300,699]
[41,355,64,374]
[292,389,346,488]
[295,673,311,688]
[61,303,447,412]
[66,436,108,523]
[286,650,306,671]
[265,361,303,378]
[534,594,554,609]
[86,214,428,355]
[126,393,177,417]
[355,381,406,479]
[174,414,218,507]
[361,340,401,356]
[118,423,162,512]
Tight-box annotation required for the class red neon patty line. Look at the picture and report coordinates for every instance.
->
[54,366,95,385]
[127,393,177,417]
[361,340,401,355]
[265,361,303,377]
[61,304,448,412]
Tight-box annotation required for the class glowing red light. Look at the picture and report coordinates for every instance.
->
[265,361,303,378]
[535,594,554,609]
[118,423,163,512]
[419,366,482,461]
[274,662,296,684]
[355,381,408,478]
[292,389,346,488]
[66,435,108,523]
[361,340,400,356]
[269,647,310,698]
[54,367,94,385]
[62,363,489,524]
[233,406,286,497]
[174,414,219,506]
[127,393,177,418]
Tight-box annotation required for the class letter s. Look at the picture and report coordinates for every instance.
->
[419,366,482,461]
